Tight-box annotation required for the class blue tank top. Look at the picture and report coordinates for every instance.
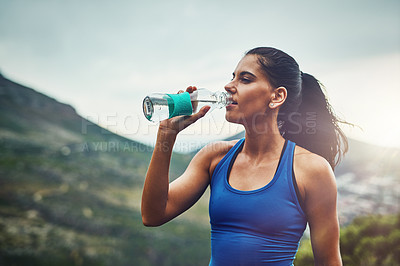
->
[209,138,307,265]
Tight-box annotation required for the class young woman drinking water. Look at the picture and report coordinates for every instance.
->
[141,47,347,265]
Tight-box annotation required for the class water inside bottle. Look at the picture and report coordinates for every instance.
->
[190,90,219,113]
[191,99,218,113]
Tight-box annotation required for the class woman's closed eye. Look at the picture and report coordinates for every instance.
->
[240,77,252,83]
[239,71,256,83]
[230,75,252,83]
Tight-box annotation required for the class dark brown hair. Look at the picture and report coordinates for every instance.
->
[246,47,348,170]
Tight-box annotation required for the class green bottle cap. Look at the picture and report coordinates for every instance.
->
[166,92,193,118]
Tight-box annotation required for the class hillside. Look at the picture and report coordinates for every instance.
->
[0,73,210,265]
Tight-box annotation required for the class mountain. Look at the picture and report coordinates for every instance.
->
[0,73,210,265]
[0,71,148,151]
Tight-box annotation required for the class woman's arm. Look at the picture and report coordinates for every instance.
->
[141,86,222,226]
[295,151,342,265]
[141,126,213,226]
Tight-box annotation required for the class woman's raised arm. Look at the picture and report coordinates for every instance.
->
[141,86,222,226]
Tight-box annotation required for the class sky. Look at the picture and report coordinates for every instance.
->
[0,0,399,152]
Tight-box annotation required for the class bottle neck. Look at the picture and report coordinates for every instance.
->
[218,91,233,107]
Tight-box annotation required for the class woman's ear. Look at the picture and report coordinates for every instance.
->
[269,87,287,109]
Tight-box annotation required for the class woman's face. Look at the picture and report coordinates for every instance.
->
[224,54,274,125]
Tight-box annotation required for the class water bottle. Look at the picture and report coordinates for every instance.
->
[142,88,233,122]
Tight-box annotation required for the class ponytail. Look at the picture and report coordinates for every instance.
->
[282,73,348,170]
[246,47,348,170]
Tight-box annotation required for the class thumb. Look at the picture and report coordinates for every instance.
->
[195,105,211,118]
[186,105,211,124]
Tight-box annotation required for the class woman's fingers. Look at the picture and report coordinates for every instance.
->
[166,105,210,133]
[185,86,197,93]
[182,105,210,126]
[192,105,211,120]
[178,86,197,94]
[160,86,206,134]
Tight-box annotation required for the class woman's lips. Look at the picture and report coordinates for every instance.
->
[226,102,238,109]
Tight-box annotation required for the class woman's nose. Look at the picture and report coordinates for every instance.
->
[224,81,236,94]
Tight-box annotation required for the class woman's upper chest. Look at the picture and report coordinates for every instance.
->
[228,154,281,191]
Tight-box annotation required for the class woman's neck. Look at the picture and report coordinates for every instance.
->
[242,117,285,160]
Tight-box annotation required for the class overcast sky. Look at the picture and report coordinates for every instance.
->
[0,0,399,151]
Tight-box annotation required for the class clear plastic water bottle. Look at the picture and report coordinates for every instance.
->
[142,88,233,122]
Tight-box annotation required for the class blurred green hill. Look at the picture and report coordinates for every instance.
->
[0,73,210,265]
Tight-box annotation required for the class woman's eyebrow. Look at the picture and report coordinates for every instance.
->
[232,71,257,78]
[239,71,256,78]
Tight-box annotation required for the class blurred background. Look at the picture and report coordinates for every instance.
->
[0,0,399,265]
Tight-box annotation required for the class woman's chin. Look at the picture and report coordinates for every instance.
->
[225,113,242,125]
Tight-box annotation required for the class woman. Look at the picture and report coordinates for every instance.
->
[141,47,347,265]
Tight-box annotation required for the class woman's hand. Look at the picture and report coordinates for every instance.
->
[158,86,210,135]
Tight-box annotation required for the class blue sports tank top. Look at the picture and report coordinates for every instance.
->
[209,138,307,265]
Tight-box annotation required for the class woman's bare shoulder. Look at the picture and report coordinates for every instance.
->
[293,145,338,221]
[196,139,240,175]
[294,145,336,191]
[295,145,332,173]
